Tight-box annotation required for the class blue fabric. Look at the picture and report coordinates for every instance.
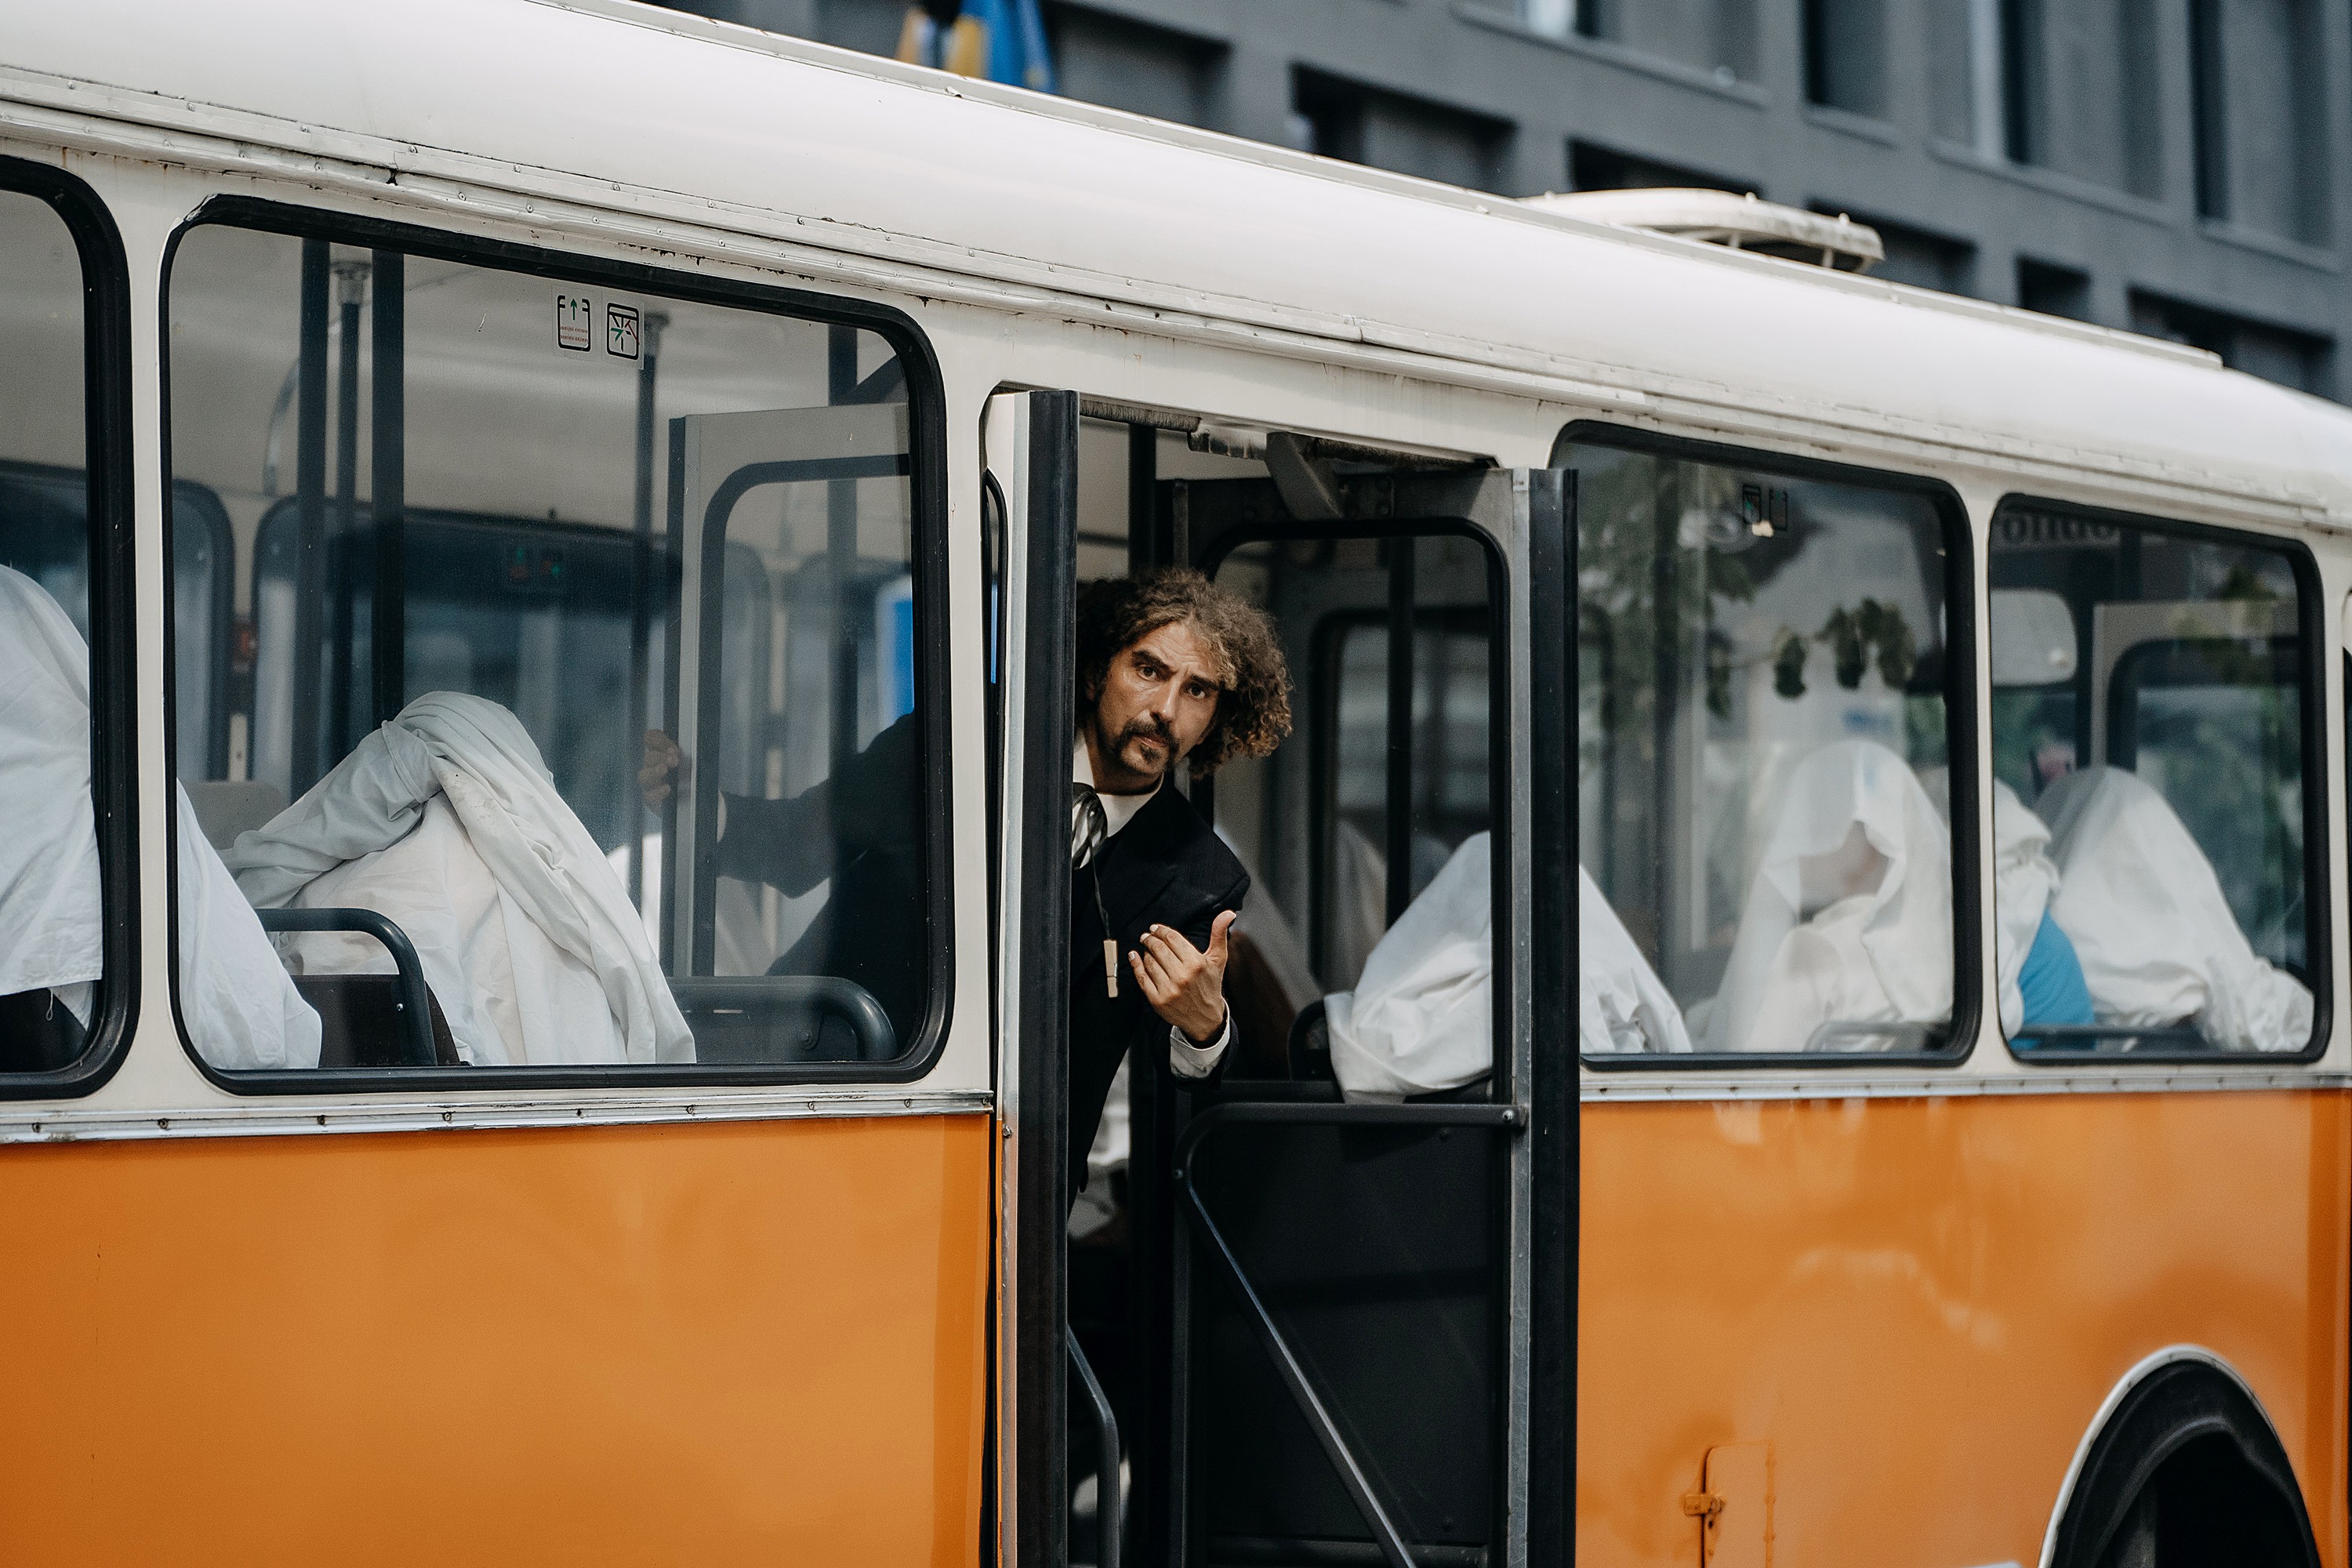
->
[967,0,1057,89]
[2011,911,2094,1049]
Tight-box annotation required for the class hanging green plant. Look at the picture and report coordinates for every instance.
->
[1772,627,1808,699]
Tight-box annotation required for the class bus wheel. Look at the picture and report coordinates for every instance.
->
[2052,1359,2316,1568]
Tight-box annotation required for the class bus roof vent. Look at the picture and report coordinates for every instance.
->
[1520,188,1885,273]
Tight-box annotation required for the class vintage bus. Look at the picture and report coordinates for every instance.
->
[0,4,2346,1566]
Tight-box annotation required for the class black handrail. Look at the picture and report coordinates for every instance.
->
[1068,1327,1123,1568]
[666,975,898,1062]
[1173,1099,1523,1568]
[256,906,437,1067]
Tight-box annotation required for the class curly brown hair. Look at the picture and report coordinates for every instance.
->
[1076,568,1293,777]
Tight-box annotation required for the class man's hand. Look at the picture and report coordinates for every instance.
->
[1131,909,1236,1044]
[640,730,688,811]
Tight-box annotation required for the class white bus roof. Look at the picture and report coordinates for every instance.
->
[3,0,2349,522]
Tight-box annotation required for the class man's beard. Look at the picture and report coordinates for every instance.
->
[1096,711,1178,784]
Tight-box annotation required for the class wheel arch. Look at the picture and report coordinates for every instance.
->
[2038,1345,2318,1568]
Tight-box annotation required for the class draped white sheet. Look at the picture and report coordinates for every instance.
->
[2037,765,2310,1051]
[1920,767,2063,1039]
[1579,865,1693,1056]
[1323,833,1693,1098]
[0,564,319,1069]
[225,691,692,1067]
[1327,832,1492,1099]
[1707,739,1951,1053]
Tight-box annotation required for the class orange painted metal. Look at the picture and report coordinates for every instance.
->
[0,1113,993,1566]
[1580,1090,2351,1568]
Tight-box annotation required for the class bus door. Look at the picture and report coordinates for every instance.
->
[982,387,1086,1568]
[1134,457,1576,1568]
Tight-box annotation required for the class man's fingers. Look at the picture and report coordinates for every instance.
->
[1145,923,1202,965]
[1207,909,1236,967]
[1127,948,1172,1004]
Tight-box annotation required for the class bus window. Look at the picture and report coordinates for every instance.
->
[1566,434,1967,1058]
[0,177,109,1076]
[167,220,933,1079]
[1990,499,2316,1055]
[1210,528,1501,1092]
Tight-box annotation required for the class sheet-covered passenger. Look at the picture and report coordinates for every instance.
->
[1917,768,2092,1041]
[2037,765,2310,1051]
[1323,832,1693,1100]
[226,691,692,1067]
[0,564,319,1069]
[1708,739,1951,1052]
[1327,832,1493,1099]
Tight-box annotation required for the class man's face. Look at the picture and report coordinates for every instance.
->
[1087,619,1224,793]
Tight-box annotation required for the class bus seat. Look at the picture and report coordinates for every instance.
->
[2038,766,2310,1051]
[184,779,287,851]
[1708,739,1951,1053]
[224,691,692,1068]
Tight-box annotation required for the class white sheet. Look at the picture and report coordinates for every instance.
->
[1988,779,2062,1040]
[2038,766,2310,1051]
[1920,767,2063,1039]
[1327,832,1492,1099]
[1580,866,1693,1054]
[225,691,692,1067]
[0,564,318,1068]
[1708,739,1951,1052]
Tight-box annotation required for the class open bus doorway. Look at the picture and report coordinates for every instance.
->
[984,392,1577,1568]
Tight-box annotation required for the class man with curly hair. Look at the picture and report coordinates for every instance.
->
[1064,568,1291,1181]
[642,566,1290,1188]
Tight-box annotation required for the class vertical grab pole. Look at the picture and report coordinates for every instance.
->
[826,325,861,769]
[1385,535,1417,924]
[290,239,330,797]
[328,260,365,756]
[1526,467,1578,1567]
[368,250,404,728]
[627,311,666,906]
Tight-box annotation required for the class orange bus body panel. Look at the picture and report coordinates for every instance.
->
[0,1113,991,1566]
[1580,1089,2351,1568]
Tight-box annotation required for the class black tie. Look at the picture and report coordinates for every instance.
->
[1071,780,1109,869]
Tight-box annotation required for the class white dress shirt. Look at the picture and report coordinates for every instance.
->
[1075,737,1232,1077]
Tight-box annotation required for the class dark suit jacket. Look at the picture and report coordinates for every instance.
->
[714,714,1247,1198]
[1069,780,1248,1192]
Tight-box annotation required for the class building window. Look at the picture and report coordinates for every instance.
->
[1289,68,1514,193]
[1817,208,1976,294]
[1569,140,1756,194]
[2016,258,2092,321]
[1047,5,1226,129]
[2190,0,2329,243]
[2130,291,2335,398]
[1563,0,1759,83]
[1801,0,1886,117]
[1992,0,2161,197]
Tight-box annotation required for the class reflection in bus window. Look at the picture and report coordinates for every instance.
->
[1989,501,2312,1053]
[0,184,105,1073]
[1570,440,1962,1056]
[168,223,926,1075]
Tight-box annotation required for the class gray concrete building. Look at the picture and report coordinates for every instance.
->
[663,0,2352,400]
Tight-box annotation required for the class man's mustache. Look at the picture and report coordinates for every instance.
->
[1120,716,1176,753]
